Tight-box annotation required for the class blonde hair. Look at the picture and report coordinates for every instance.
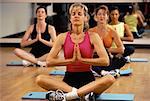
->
[68,3,89,32]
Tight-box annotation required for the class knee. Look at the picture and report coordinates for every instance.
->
[130,47,135,53]
[106,75,116,85]
[36,74,46,85]
[13,48,20,55]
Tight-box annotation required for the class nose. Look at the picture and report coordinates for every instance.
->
[74,13,79,17]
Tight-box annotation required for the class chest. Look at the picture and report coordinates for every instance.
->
[64,33,93,58]
[70,34,85,44]
[97,29,113,48]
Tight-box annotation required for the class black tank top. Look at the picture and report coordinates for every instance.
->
[30,24,51,58]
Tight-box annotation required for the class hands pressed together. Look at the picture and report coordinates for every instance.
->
[35,31,43,42]
[72,43,83,62]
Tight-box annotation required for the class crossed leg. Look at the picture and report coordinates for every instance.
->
[14,48,48,64]
[36,74,115,98]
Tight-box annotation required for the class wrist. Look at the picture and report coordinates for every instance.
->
[79,57,84,62]
[39,38,43,42]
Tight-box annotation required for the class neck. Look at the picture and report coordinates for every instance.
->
[97,23,107,29]
[37,19,46,25]
[72,25,84,35]
[111,20,119,25]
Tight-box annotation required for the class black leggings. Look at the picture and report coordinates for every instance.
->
[132,32,142,38]
[123,45,135,57]
[92,50,126,74]
[63,71,95,89]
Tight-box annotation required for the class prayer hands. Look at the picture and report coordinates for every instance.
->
[38,32,42,41]
[37,30,43,42]
[72,43,82,62]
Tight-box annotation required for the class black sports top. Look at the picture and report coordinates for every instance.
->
[30,24,51,58]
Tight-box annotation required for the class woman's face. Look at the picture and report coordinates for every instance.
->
[36,8,47,20]
[95,9,108,24]
[110,9,120,22]
[70,6,85,26]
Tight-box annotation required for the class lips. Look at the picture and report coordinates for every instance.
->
[74,19,80,21]
[100,19,103,21]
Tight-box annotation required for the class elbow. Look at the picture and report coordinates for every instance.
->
[121,49,124,54]
[46,59,50,67]
[100,57,110,66]
[120,47,124,54]
[105,55,110,66]
[129,37,134,42]
[131,37,134,42]
[20,43,25,48]
[129,39,134,42]
[46,58,54,67]
[13,48,20,56]
[105,58,110,66]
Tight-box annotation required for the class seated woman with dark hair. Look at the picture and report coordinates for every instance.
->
[14,6,57,67]
[109,6,135,62]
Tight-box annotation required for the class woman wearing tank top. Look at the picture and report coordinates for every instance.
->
[14,6,56,67]
[109,6,135,62]
[89,5,126,77]
[124,5,144,38]
[36,3,115,101]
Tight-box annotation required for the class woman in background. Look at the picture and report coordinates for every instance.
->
[14,6,56,67]
[89,5,126,77]
[124,5,144,38]
[109,6,134,62]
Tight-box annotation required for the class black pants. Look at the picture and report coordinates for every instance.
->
[92,50,126,74]
[63,71,95,89]
[137,26,145,35]
[123,45,135,57]
[132,32,142,38]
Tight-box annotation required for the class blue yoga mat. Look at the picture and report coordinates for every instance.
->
[49,68,133,76]
[96,93,134,101]
[50,70,65,75]
[22,92,47,100]
[120,68,133,76]
[22,92,134,101]
[130,58,148,62]
[7,61,23,66]
[6,60,35,66]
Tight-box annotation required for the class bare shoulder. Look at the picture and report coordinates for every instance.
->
[56,32,68,41]
[25,24,34,34]
[88,27,96,32]
[58,32,67,37]
[88,31,99,37]
[107,25,116,33]
[48,24,55,30]
[124,23,128,27]
[88,31,100,43]
[28,24,34,30]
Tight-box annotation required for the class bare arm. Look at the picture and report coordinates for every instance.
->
[20,25,38,47]
[46,33,75,67]
[39,25,57,47]
[137,10,145,21]
[78,32,109,66]
[121,24,133,42]
[137,13,144,27]
[108,28,124,54]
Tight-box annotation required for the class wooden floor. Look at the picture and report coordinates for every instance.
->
[0,47,150,101]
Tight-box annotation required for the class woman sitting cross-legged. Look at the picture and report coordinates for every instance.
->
[36,3,115,101]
